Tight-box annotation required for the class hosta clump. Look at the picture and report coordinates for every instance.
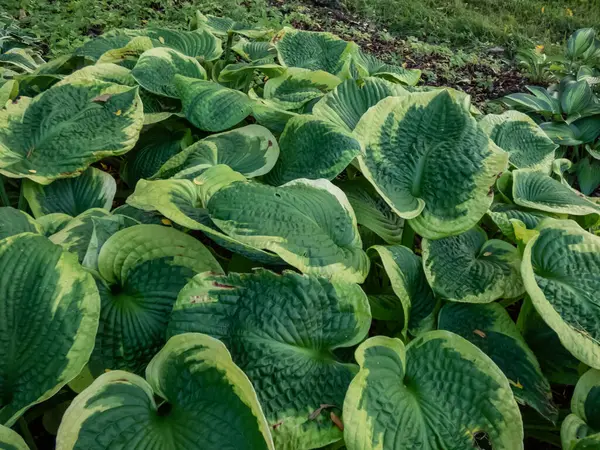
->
[0,12,599,450]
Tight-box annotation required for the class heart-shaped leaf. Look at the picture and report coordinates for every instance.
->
[167,269,371,449]
[57,333,275,450]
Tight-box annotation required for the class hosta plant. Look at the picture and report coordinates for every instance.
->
[0,10,598,450]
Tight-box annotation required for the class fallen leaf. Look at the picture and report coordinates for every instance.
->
[483,252,492,256]
[161,218,172,226]
[115,109,122,116]
[330,412,344,431]
[28,169,37,174]
[159,36,165,44]
[509,379,523,389]
[92,94,112,103]
[473,329,486,338]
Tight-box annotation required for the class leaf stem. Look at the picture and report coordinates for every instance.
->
[0,176,10,207]
[401,222,415,250]
[17,182,27,211]
[18,417,38,450]
[224,31,234,64]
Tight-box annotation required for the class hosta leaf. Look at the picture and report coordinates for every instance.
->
[23,167,116,218]
[562,368,600,450]
[422,226,524,303]
[343,332,523,450]
[74,30,145,61]
[562,80,593,120]
[479,110,557,172]
[0,425,28,449]
[195,12,268,39]
[312,77,408,131]
[167,269,371,449]
[175,75,253,131]
[57,333,275,450]
[0,206,41,239]
[487,203,558,241]
[121,124,192,186]
[249,90,300,133]
[275,28,354,75]
[217,62,284,86]
[263,116,361,185]
[517,298,581,385]
[155,124,279,179]
[207,178,370,282]
[0,79,143,184]
[352,50,421,86]
[97,36,154,68]
[369,245,438,335]
[438,303,557,422]
[521,219,600,369]
[126,174,283,264]
[90,224,223,375]
[145,28,223,60]
[263,68,341,110]
[50,209,137,267]
[577,158,600,196]
[0,233,100,426]
[58,63,136,86]
[512,169,600,216]
[37,213,73,235]
[111,204,165,225]
[336,179,404,245]
[132,48,206,98]
[232,38,277,62]
[355,90,508,239]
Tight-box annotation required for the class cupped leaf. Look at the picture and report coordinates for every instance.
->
[74,30,146,61]
[132,47,206,98]
[146,27,223,60]
[218,62,284,87]
[23,167,116,218]
[195,12,268,39]
[207,178,370,282]
[0,233,100,426]
[512,169,600,216]
[369,245,438,335]
[48,209,131,264]
[90,224,223,375]
[336,179,404,245]
[175,75,253,131]
[521,219,600,369]
[479,110,557,172]
[0,425,28,449]
[351,50,421,86]
[562,368,600,450]
[155,124,279,179]
[233,38,277,62]
[121,123,192,186]
[167,269,371,449]
[487,203,558,241]
[57,333,274,450]
[0,79,143,184]
[249,90,300,133]
[439,302,557,422]
[343,332,523,450]
[0,206,41,239]
[422,226,524,303]
[126,174,283,264]
[275,28,354,75]
[37,213,73,236]
[263,68,341,110]
[312,77,407,131]
[263,116,361,186]
[355,90,508,239]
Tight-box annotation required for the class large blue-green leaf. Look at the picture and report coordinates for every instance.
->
[439,303,557,422]
[0,233,100,426]
[207,177,370,282]
[89,224,222,375]
[23,167,116,218]
[343,332,523,450]
[263,116,361,185]
[0,79,143,184]
[312,77,408,131]
[175,75,253,132]
[423,226,524,303]
[132,47,207,98]
[167,269,371,449]
[56,333,274,450]
[355,90,508,239]
[522,219,600,369]
[479,110,557,172]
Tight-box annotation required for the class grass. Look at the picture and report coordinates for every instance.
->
[342,0,599,52]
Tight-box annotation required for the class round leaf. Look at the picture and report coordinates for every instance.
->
[168,270,371,449]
